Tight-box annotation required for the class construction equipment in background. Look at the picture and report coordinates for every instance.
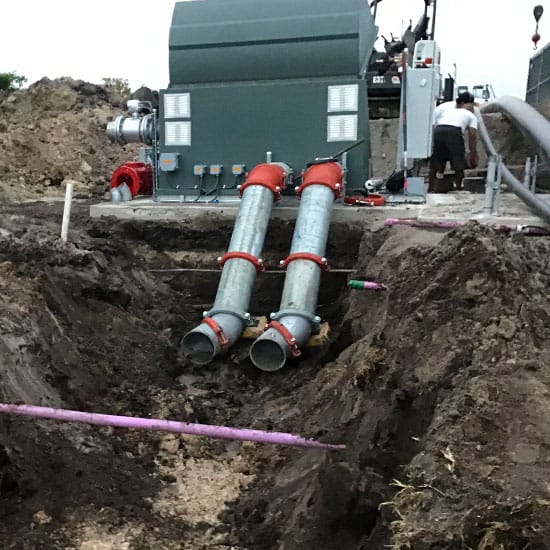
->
[457,84,496,103]
[367,0,438,118]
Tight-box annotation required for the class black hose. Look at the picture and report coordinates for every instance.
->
[477,106,550,226]
[193,174,204,202]
[201,175,220,197]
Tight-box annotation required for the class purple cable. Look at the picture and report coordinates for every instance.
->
[0,404,345,451]
[348,280,387,291]
[362,281,387,290]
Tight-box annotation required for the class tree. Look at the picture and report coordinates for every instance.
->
[0,71,27,92]
[102,77,131,98]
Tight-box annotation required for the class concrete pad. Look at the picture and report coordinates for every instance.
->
[90,193,550,229]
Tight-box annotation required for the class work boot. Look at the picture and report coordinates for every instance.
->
[433,172,446,193]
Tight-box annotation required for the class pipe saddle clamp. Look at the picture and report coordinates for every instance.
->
[270,309,322,330]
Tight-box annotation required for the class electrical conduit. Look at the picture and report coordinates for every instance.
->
[249,162,343,371]
[181,163,289,365]
[0,403,344,450]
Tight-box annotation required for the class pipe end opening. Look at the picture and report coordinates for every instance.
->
[181,331,216,366]
[250,339,287,372]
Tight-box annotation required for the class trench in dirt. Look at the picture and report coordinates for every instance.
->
[0,202,549,549]
[0,204,377,548]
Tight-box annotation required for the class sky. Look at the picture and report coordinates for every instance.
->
[0,0,546,98]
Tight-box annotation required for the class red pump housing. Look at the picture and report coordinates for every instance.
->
[111,162,153,198]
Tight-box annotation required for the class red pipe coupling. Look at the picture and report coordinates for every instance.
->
[239,163,287,200]
[111,162,153,198]
[202,317,229,353]
[266,321,302,358]
[279,252,330,272]
[297,162,344,199]
[218,251,265,273]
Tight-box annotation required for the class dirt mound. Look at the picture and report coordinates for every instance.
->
[0,78,136,202]
[0,204,548,549]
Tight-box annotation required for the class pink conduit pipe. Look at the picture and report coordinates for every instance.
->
[0,404,344,451]
[348,280,387,290]
[362,281,386,290]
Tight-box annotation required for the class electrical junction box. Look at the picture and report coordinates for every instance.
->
[159,153,179,172]
[405,67,442,160]
[155,0,377,201]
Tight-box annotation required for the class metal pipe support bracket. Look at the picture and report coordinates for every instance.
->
[270,309,321,329]
[205,308,251,323]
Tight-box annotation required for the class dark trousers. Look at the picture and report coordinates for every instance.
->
[432,125,465,172]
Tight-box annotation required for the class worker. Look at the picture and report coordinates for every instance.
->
[428,91,479,192]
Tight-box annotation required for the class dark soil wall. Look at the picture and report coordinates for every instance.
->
[227,225,550,549]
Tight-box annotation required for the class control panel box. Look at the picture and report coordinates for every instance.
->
[156,80,372,200]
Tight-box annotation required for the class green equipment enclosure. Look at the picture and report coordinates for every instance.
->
[156,0,377,200]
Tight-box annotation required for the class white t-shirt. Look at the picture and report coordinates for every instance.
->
[433,101,478,133]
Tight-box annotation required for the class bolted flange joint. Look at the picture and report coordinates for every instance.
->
[238,163,289,201]
[296,162,344,200]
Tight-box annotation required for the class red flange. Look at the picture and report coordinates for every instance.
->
[218,251,265,272]
[344,194,386,207]
[111,162,153,197]
[280,252,330,272]
[239,163,287,200]
[297,162,344,199]
[202,317,229,353]
[266,321,302,358]
[365,194,386,206]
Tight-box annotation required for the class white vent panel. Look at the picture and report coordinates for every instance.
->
[164,93,191,119]
[327,85,359,112]
[165,121,191,146]
[327,115,358,142]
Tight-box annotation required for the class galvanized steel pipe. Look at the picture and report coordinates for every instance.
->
[106,114,155,145]
[250,162,343,372]
[182,164,288,365]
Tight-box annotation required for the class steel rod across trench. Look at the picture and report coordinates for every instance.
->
[148,268,354,274]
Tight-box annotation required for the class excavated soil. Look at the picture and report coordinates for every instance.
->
[1,78,549,549]
[0,78,136,202]
[0,201,548,549]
